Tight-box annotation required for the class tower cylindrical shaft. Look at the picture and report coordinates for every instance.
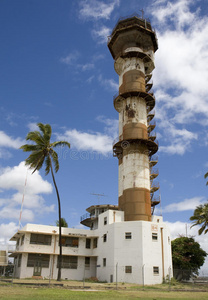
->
[108,16,159,221]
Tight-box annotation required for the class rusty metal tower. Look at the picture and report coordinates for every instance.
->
[108,15,160,221]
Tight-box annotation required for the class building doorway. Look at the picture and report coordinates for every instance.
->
[33,261,42,276]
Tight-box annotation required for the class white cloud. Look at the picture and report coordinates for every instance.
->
[98,74,119,92]
[96,115,118,139]
[0,162,52,195]
[92,26,111,44]
[151,0,197,30]
[57,129,112,154]
[0,131,23,149]
[149,0,208,155]
[60,51,95,73]
[78,63,94,71]
[0,222,18,246]
[60,51,80,65]
[86,75,94,83]
[163,197,205,213]
[79,0,120,20]
[56,117,118,155]
[0,162,54,227]
[27,122,38,131]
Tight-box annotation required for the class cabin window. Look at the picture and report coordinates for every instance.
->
[18,254,22,267]
[103,234,107,242]
[86,238,91,249]
[30,234,51,246]
[103,258,106,267]
[125,266,132,273]
[21,235,25,245]
[85,257,90,269]
[93,238,98,248]
[152,233,158,241]
[125,232,132,239]
[27,253,50,268]
[59,256,78,269]
[61,237,79,248]
[153,266,159,275]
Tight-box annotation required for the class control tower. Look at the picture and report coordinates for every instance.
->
[108,16,160,221]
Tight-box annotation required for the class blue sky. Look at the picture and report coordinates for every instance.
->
[1,0,208,272]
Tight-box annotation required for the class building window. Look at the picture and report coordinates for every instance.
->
[30,234,51,246]
[125,266,132,273]
[59,256,78,269]
[18,254,22,267]
[152,233,158,241]
[21,235,25,245]
[16,239,20,247]
[93,238,98,248]
[125,232,132,239]
[153,266,159,275]
[104,217,107,225]
[85,257,90,269]
[103,234,107,242]
[27,253,50,268]
[86,238,91,249]
[103,258,106,267]
[61,237,79,248]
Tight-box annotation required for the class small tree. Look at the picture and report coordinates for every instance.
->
[56,218,68,228]
[171,236,207,280]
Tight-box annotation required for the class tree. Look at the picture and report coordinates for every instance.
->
[190,203,208,235]
[56,218,68,228]
[20,123,70,281]
[171,236,207,280]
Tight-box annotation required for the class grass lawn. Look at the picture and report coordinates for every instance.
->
[1,285,208,300]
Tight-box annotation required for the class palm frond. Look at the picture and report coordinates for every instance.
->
[25,150,46,173]
[26,131,45,145]
[38,123,52,144]
[52,141,70,149]
[50,149,59,173]
[45,155,51,175]
[20,144,42,152]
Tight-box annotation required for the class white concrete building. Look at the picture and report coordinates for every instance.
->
[10,204,172,284]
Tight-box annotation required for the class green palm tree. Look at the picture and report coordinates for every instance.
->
[190,203,208,235]
[20,123,70,281]
[56,218,68,228]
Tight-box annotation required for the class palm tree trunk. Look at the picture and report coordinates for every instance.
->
[50,160,62,281]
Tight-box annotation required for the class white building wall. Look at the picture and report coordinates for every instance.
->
[11,212,172,284]
[95,211,172,284]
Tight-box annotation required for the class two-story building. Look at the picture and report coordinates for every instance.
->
[10,204,172,284]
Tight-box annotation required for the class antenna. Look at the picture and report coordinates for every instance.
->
[90,193,107,205]
[140,9,145,19]
[18,170,28,230]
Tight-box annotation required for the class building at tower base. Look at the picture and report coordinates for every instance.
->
[10,206,172,284]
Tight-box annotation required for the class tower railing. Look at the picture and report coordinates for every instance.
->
[150,155,158,162]
[108,13,156,43]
